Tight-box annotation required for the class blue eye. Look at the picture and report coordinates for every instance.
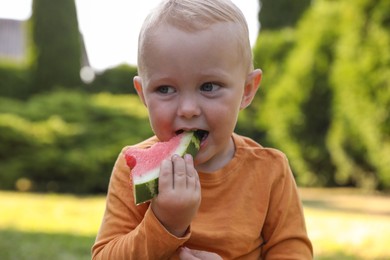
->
[201,82,219,92]
[157,86,175,94]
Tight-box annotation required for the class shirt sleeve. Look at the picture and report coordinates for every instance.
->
[261,153,313,259]
[91,150,190,259]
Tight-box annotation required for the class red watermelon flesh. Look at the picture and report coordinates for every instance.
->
[124,131,200,205]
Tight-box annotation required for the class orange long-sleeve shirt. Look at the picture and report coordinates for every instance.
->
[92,133,313,259]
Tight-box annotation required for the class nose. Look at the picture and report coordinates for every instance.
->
[177,95,201,118]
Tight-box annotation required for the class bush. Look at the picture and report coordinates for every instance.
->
[0,63,32,99]
[87,64,138,94]
[0,90,152,194]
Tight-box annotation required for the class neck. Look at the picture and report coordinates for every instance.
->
[196,136,235,173]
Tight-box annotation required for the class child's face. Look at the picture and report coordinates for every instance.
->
[134,22,261,172]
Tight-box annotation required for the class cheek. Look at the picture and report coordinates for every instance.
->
[206,102,240,129]
[147,103,174,131]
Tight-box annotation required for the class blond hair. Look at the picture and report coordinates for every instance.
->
[137,0,253,76]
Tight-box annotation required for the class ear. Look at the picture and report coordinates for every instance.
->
[240,69,262,110]
[133,76,147,107]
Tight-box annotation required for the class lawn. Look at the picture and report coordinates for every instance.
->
[0,192,103,260]
[300,188,390,259]
[0,189,389,259]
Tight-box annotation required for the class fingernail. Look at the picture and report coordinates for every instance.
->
[162,159,170,165]
[172,154,180,160]
[184,154,192,160]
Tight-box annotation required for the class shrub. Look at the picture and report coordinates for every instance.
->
[87,64,138,94]
[0,90,152,194]
[0,63,32,99]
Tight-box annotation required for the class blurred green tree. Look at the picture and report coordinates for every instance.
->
[252,0,390,190]
[327,0,390,189]
[30,0,82,92]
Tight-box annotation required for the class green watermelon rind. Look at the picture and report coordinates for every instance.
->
[134,173,159,205]
[133,132,200,205]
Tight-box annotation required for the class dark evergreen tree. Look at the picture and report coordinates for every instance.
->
[31,0,82,92]
[258,0,311,30]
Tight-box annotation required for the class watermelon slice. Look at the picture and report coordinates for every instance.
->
[124,131,201,205]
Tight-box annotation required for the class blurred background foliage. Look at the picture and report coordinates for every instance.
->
[0,91,152,193]
[0,0,389,193]
[243,0,390,191]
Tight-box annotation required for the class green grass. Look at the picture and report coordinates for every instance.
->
[0,189,389,259]
[300,188,390,260]
[0,192,104,260]
[0,230,93,260]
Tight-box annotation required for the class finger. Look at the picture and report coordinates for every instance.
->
[172,154,187,190]
[184,154,200,191]
[184,154,197,188]
[184,154,194,176]
[159,159,173,191]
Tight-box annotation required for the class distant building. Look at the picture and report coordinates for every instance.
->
[0,18,26,62]
[0,18,90,67]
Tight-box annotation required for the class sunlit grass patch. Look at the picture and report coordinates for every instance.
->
[301,188,390,260]
[0,191,105,236]
[0,191,103,259]
[0,189,389,259]
[305,208,390,259]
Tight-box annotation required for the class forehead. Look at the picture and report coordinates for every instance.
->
[149,21,240,48]
[139,21,247,78]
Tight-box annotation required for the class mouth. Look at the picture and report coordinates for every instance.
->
[176,129,209,143]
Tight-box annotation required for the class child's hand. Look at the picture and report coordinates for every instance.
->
[179,247,222,260]
[151,154,201,237]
